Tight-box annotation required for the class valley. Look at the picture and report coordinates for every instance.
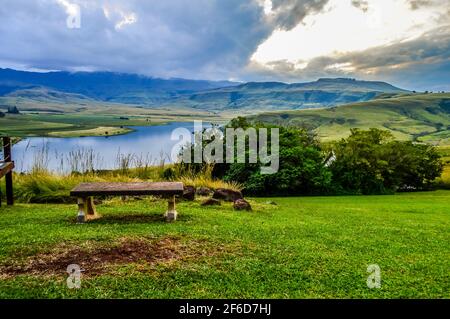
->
[0,68,448,145]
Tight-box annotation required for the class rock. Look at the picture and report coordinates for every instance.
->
[196,187,212,196]
[265,200,277,205]
[233,199,252,211]
[182,186,196,201]
[212,188,243,202]
[201,198,221,206]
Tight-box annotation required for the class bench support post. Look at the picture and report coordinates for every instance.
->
[165,195,177,222]
[86,197,97,217]
[77,197,99,223]
[77,198,86,223]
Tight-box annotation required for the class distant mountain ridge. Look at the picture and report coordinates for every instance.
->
[0,68,408,110]
[233,78,406,92]
[176,78,408,110]
[0,68,238,104]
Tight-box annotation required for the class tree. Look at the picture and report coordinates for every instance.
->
[329,129,443,194]
[215,118,332,196]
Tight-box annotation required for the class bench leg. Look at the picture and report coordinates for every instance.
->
[5,171,13,206]
[77,198,87,223]
[77,197,99,223]
[86,197,100,220]
[165,195,177,222]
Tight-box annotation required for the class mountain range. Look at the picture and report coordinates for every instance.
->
[0,68,409,111]
[0,68,236,105]
[175,78,408,110]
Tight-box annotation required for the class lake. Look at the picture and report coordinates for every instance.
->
[11,122,208,173]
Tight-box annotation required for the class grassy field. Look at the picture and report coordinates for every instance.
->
[47,126,132,137]
[0,98,231,137]
[250,93,450,145]
[0,191,448,298]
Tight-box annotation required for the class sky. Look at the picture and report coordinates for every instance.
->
[0,0,449,91]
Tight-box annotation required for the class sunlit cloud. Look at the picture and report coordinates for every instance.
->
[252,0,446,65]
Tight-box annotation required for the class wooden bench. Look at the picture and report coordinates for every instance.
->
[70,182,184,223]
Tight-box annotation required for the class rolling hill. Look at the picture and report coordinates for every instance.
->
[0,69,408,111]
[0,68,238,105]
[248,93,450,145]
[173,78,409,111]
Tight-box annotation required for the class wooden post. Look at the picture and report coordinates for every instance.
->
[85,196,100,220]
[77,197,86,223]
[76,197,100,223]
[165,195,177,222]
[2,137,13,206]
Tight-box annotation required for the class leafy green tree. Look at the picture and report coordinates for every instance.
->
[217,118,332,196]
[330,129,443,194]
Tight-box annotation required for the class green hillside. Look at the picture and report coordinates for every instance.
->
[0,69,408,111]
[249,93,450,145]
[174,78,408,111]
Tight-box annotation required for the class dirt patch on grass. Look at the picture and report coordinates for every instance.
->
[0,236,225,278]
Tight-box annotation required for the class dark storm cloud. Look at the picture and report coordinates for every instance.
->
[0,0,269,79]
[270,0,329,30]
[0,0,331,80]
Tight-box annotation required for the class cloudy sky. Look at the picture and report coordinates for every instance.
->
[0,0,449,91]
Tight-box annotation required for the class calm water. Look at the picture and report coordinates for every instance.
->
[12,122,207,172]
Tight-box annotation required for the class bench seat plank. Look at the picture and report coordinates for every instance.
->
[0,162,14,179]
[70,182,184,197]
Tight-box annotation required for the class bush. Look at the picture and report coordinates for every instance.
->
[330,129,443,194]
[210,122,443,196]
[212,118,332,196]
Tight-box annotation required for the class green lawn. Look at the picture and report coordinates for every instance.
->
[0,191,449,298]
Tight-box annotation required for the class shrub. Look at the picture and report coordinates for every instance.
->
[212,117,332,196]
[330,129,443,194]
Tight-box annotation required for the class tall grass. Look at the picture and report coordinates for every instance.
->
[66,148,104,174]
[174,164,242,191]
[8,172,141,203]
[1,147,241,204]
